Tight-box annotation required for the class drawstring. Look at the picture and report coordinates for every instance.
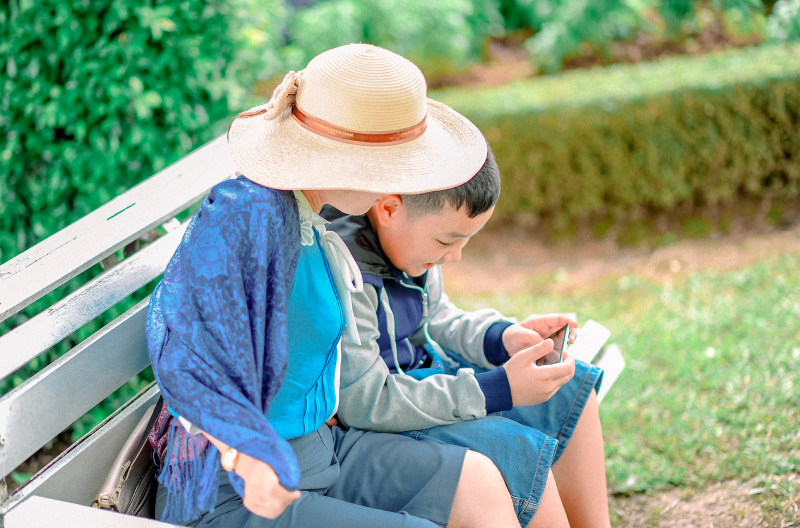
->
[423,321,459,370]
[423,322,446,359]
[319,229,363,345]
[379,287,404,375]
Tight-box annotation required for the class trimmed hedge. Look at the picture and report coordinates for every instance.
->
[433,43,800,238]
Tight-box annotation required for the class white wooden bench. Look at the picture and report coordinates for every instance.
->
[0,134,235,528]
[0,134,624,527]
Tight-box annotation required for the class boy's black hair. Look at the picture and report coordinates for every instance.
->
[401,142,500,219]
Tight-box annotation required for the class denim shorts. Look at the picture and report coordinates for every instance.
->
[157,425,467,528]
[401,353,603,527]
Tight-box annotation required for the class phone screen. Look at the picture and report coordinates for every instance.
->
[535,324,570,366]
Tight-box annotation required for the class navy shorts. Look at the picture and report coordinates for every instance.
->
[156,425,467,528]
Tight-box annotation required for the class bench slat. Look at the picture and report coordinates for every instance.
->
[0,386,164,524]
[595,344,625,403]
[0,134,234,324]
[0,300,150,478]
[568,319,612,364]
[0,226,184,380]
[3,495,178,528]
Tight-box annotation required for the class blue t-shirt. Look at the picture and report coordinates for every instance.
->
[267,229,344,438]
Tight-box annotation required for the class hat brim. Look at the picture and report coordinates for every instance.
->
[227,100,487,194]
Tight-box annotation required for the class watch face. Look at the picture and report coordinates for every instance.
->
[221,448,238,472]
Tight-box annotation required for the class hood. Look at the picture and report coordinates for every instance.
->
[321,206,395,279]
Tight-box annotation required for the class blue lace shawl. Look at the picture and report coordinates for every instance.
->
[145,176,302,523]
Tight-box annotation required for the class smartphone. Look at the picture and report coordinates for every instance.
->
[535,324,570,366]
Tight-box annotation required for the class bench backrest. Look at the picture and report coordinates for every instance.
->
[0,135,235,525]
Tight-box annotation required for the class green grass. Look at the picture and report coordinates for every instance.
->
[450,250,800,500]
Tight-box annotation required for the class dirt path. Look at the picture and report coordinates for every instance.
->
[609,475,798,527]
[443,223,800,298]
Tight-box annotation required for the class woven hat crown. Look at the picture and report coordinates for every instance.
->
[226,43,487,194]
[296,44,427,133]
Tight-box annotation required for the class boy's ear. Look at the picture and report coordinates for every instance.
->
[371,194,404,226]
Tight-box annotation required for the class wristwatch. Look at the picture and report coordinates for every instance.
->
[220,447,240,472]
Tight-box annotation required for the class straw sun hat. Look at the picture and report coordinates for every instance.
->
[227,43,487,194]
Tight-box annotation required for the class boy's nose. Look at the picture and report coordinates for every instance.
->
[443,246,463,263]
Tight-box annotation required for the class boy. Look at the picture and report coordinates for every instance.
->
[324,145,611,527]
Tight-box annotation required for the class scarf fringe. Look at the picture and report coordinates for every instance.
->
[157,420,220,524]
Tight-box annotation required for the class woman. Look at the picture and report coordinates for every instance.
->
[146,44,522,528]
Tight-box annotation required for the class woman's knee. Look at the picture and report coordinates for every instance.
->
[462,450,504,485]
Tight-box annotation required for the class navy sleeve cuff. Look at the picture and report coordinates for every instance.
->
[475,367,513,414]
[483,321,513,365]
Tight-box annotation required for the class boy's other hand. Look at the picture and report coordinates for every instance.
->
[504,341,576,407]
[502,324,544,356]
[504,314,579,356]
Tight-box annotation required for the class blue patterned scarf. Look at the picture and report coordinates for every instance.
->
[146,176,302,524]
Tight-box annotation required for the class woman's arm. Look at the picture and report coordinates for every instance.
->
[147,181,302,496]
[202,432,301,519]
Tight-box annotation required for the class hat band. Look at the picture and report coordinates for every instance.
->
[292,106,427,145]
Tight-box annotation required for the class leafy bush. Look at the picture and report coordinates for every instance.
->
[714,0,767,37]
[0,0,276,384]
[766,0,800,42]
[0,0,271,265]
[433,43,800,238]
[274,0,504,76]
[523,0,642,74]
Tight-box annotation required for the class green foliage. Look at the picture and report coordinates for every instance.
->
[715,0,768,37]
[0,0,264,264]
[497,0,556,32]
[524,0,642,74]
[70,369,155,441]
[433,43,800,238]
[659,0,697,38]
[766,0,800,42]
[510,0,770,74]
[276,0,504,76]
[657,0,766,40]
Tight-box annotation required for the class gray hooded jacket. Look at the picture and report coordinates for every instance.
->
[328,212,515,432]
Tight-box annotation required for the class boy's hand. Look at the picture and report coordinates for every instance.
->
[501,324,544,356]
[504,314,578,357]
[503,340,576,406]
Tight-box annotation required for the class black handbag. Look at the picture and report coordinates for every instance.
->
[91,395,163,517]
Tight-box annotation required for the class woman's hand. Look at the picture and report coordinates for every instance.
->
[235,452,302,519]
[203,433,301,519]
